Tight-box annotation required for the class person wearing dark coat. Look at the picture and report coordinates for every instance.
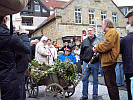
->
[80,26,100,100]
[58,41,72,52]
[15,29,31,100]
[120,9,133,100]
[0,16,30,100]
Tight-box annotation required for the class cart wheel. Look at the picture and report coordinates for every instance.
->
[64,83,75,98]
[44,83,65,100]
[26,77,38,98]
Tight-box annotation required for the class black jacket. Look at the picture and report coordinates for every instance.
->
[120,32,133,73]
[80,35,99,65]
[15,34,31,73]
[0,24,30,100]
[58,45,72,52]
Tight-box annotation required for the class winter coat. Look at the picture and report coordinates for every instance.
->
[15,34,31,73]
[96,28,120,67]
[30,44,36,60]
[58,53,76,64]
[80,35,99,65]
[0,24,30,100]
[120,32,133,73]
[35,41,50,64]
[45,45,57,65]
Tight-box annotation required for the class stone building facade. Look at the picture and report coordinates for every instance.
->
[32,0,128,46]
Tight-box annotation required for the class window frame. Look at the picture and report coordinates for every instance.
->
[34,4,40,12]
[101,11,106,21]
[74,8,82,24]
[89,9,95,25]
[112,12,117,26]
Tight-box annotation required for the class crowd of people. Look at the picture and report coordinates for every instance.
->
[0,8,133,100]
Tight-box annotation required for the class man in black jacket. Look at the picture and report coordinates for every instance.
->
[14,26,31,100]
[80,26,100,100]
[0,16,30,100]
[121,9,133,100]
[58,41,72,52]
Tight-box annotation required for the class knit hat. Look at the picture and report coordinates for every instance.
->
[65,48,71,52]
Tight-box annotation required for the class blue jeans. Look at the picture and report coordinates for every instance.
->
[99,62,104,76]
[82,61,99,98]
[115,62,124,86]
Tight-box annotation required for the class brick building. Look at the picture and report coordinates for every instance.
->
[31,0,128,46]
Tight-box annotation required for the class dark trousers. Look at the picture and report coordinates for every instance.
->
[125,73,133,100]
[102,63,120,100]
[17,71,26,100]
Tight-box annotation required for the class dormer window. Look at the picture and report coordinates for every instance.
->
[34,0,40,12]
[35,5,40,12]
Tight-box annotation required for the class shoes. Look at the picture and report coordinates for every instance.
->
[80,97,88,100]
[93,97,98,100]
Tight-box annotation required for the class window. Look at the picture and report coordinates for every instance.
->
[101,11,106,21]
[89,10,95,25]
[22,17,33,26]
[112,12,117,26]
[125,8,127,15]
[42,8,47,12]
[75,8,82,24]
[35,5,40,12]
[121,9,124,13]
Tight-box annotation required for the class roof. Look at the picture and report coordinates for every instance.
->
[40,0,69,11]
[32,0,125,34]
[33,12,55,33]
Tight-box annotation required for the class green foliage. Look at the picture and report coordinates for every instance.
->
[27,59,78,83]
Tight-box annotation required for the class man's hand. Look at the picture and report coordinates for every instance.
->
[19,25,25,34]
[93,46,97,53]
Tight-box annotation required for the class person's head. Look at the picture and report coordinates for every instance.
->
[64,42,69,46]
[125,9,133,26]
[75,45,80,50]
[35,39,39,45]
[102,18,114,32]
[30,40,36,46]
[0,16,7,24]
[52,41,57,46]
[87,26,95,39]
[64,48,71,56]
[72,36,78,42]
[126,24,133,35]
[47,39,52,46]
[82,30,86,35]
[40,36,48,44]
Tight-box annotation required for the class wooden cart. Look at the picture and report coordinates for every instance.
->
[26,72,75,100]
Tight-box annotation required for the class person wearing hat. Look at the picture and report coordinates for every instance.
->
[120,9,133,100]
[80,26,100,100]
[58,48,76,64]
[35,36,51,64]
[0,15,31,100]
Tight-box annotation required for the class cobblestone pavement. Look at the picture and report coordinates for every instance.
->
[26,75,128,100]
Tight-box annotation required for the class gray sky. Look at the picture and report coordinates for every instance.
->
[113,0,133,6]
[59,0,133,6]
